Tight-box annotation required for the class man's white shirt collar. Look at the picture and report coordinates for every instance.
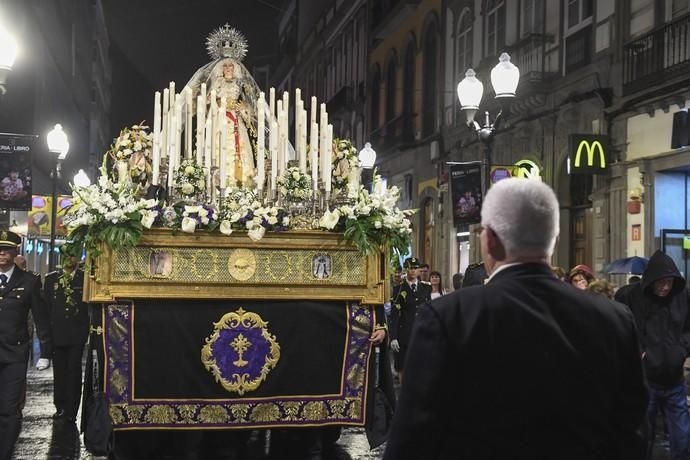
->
[486,262,523,283]
[0,265,16,282]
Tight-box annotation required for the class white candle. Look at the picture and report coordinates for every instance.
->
[152,91,161,186]
[200,83,207,106]
[310,97,317,127]
[324,124,333,192]
[295,99,302,166]
[161,88,169,159]
[219,112,227,190]
[204,116,212,194]
[167,104,176,190]
[210,91,218,169]
[276,102,284,176]
[269,87,276,122]
[169,82,175,108]
[282,92,289,128]
[196,95,204,164]
[175,101,182,165]
[299,108,307,173]
[257,92,265,191]
[270,118,278,194]
[185,88,193,158]
[310,122,318,192]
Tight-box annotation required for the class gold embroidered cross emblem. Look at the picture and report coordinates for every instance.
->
[230,333,251,367]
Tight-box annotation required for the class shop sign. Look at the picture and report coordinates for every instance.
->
[569,135,610,174]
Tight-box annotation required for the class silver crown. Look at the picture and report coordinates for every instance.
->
[206,24,248,62]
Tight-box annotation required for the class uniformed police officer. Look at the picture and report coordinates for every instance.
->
[44,253,89,423]
[0,230,51,460]
[389,257,431,382]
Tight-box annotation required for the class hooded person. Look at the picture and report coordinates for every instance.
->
[616,250,690,460]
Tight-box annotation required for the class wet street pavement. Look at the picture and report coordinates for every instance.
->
[10,365,678,459]
[11,366,385,460]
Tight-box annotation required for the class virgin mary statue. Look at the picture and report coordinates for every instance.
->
[183,24,264,188]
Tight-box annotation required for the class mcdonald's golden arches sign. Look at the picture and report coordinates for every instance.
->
[568,135,610,175]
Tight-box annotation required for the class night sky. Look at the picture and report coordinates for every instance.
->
[103,0,284,133]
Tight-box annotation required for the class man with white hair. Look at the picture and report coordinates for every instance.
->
[384,178,647,460]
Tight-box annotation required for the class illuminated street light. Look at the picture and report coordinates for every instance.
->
[46,124,70,271]
[0,21,18,95]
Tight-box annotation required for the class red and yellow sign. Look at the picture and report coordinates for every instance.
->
[28,195,73,237]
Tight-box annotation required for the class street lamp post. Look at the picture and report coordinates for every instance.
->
[46,124,69,271]
[0,22,18,95]
[457,53,520,192]
[358,142,377,192]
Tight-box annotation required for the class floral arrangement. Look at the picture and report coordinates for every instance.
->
[331,138,360,195]
[277,167,312,202]
[107,122,153,189]
[63,162,158,257]
[218,188,289,241]
[319,174,414,258]
[174,159,206,197]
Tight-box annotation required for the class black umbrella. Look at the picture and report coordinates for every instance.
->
[604,256,649,275]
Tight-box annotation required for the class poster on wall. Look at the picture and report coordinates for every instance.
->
[0,134,34,210]
[450,163,482,226]
[28,195,73,237]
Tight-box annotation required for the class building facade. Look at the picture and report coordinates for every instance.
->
[0,0,111,272]
[279,0,690,283]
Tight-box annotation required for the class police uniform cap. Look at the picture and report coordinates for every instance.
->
[0,230,21,250]
[403,257,421,269]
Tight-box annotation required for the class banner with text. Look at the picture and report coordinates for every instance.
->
[0,134,34,210]
[450,163,482,226]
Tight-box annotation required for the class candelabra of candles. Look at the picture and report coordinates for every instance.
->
[149,83,338,214]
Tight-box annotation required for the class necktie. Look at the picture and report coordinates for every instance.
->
[411,283,416,293]
[0,274,8,288]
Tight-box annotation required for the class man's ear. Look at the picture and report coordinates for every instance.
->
[487,227,507,262]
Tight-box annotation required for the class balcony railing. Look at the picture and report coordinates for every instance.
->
[624,13,690,95]
[509,33,555,81]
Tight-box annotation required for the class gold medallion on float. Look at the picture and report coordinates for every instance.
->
[227,249,257,281]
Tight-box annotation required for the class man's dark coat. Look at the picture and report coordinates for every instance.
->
[384,263,647,460]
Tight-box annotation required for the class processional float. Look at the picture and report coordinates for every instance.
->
[67,24,412,433]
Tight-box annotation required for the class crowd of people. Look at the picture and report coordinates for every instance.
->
[384,178,690,460]
[3,177,690,460]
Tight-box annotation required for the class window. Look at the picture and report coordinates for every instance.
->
[456,10,473,77]
[485,0,506,57]
[423,25,438,137]
[566,0,593,31]
[521,0,544,36]
[672,0,690,19]
[564,0,593,73]
[403,42,415,140]
[370,66,381,132]
[385,57,397,125]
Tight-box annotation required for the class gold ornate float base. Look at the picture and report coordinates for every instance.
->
[84,229,385,304]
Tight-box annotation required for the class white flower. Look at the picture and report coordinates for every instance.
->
[184,165,196,175]
[292,171,300,180]
[374,220,382,229]
[122,148,133,156]
[197,179,205,190]
[181,217,197,233]
[181,183,195,195]
[248,226,266,242]
[141,210,157,229]
[319,209,341,230]
[201,217,209,225]
[282,216,290,226]
[230,212,242,223]
[133,141,143,151]
[359,205,371,215]
[220,220,233,235]
[198,208,208,218]
[267,216,278,225]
